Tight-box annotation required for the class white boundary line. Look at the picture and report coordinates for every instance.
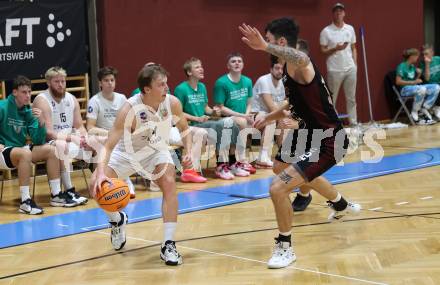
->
[94,231,389,285]
[420,196,433,200]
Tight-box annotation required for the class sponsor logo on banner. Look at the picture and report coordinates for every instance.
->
[0,0,87,80]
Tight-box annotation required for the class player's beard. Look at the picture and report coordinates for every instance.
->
[49,86,65,99]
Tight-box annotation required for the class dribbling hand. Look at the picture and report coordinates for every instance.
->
[90,168,112,198]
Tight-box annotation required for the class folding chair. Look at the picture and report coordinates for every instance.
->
[386,71,416,126]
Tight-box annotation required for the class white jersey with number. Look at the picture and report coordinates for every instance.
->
[115,93,173,156]
[86,92,127,130]
[36,90,76,134]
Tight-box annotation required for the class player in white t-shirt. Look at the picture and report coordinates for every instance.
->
[252,58,296,167]
[90,64,193,266]
[319,2,358,125]
[33,66,89,207]
[86,66,136,198]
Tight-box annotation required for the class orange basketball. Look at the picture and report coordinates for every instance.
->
[96,178,130,212]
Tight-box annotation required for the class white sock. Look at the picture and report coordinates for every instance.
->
[106,211,122,223]
[61,171,73,190]
[125,178,135,194]
[49,179,62,196]
[331,193,342,203]
[298,191,310,197]
[163,222,177,243]
[20,186,31,202]
[259,149,269,161]
[279,230,292,237]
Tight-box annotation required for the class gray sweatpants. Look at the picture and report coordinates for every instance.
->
[327,67,358,125]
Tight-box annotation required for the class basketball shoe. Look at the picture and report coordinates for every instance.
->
[160,240,183,266]
[267,238,296,269]
[110,212,128,250]
[19,198,43,215]
[327,201,361,221]
[66,187,88,205]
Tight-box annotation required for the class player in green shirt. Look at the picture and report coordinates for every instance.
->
[0,76,64,215]
[213,52,256,175]
[395,48,439,124]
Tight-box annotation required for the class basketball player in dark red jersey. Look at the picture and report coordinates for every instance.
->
[239,17,361,269]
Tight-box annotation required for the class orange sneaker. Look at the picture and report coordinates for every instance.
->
[180,169,207,183]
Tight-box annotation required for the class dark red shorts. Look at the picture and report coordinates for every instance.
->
[274,127,349,182]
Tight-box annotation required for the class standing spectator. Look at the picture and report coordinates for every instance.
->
[320,2,358,125]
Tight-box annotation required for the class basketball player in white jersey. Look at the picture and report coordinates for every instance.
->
[90,64,193,266]
[33,66,88,207]
[86,66,136,198]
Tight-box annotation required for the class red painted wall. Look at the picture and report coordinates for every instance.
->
[97,0,424,121]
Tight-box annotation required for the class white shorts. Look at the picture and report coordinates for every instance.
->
[108,149,174,180]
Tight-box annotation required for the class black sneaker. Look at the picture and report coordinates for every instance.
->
[50,191,77,207]
[19,198,43,215]
[292,193,312,211]
[66,187,88,205]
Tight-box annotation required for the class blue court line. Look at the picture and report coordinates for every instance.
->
[1,147,440,249]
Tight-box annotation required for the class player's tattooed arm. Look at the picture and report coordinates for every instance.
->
[266,44,310,68]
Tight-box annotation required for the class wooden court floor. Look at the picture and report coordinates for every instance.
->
[0,124,439,285]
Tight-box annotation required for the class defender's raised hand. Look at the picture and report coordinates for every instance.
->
[239,23,268,51]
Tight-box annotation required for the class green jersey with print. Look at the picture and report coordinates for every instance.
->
[396,62,417,81]
[419,56,440,84]
[0,95,47,147]
[213,74,252,114]
[174,81,208,125]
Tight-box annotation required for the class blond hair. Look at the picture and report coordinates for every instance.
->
[45,66,67,80]
[183,57,201,77]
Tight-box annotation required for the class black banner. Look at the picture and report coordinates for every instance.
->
[0,0,88,80]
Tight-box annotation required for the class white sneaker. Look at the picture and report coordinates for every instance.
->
[411,111,419,122]
[160,240,183,266]
[215,163,234,180]
[267,238,296,269]
[328,201,361,221]
[66,187,88,205]
[110,212,128,251]
[19,198,43,215]
[229,162,250,177]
